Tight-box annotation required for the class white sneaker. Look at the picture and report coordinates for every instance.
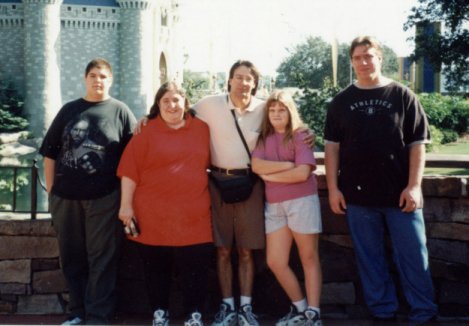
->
[276,305,305,326]
[303,308,321,326]
[238,304,259,326]
[153,309,169,326]
[212,302,237,326]
[185,311,204,326]
[61,316,84,325]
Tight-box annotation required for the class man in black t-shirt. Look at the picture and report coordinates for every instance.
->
[324,36,437,324]
[40,58,136,325]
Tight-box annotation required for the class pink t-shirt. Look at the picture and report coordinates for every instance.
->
[252,131,317,203]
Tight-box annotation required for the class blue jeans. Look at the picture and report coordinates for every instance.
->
[346,205,437,323]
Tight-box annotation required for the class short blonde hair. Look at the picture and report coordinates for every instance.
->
[258,90,306,145]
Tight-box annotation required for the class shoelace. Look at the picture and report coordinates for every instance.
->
[186,312,203,326]
[214,305,229,322]
[303,310,319,326]
[153,310,168,326]
[241,306,258,325]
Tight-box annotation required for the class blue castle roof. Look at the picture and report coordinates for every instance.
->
[0,0,119,6]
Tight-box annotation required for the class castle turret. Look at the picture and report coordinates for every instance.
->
[22,0,63,137]
[117,0,154,118]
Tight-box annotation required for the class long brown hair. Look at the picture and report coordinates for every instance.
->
[147,82,191,120]
[258,90,306,146]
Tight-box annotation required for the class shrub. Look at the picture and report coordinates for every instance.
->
[440,128,459,144]
[0,78,28,132]
[418,93,469,135]
[427,125,443,152]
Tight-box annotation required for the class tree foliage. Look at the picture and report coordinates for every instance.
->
[182,70,210,104]
[276,36,399,90]
[404,0,469,92]
[0,77,28,132]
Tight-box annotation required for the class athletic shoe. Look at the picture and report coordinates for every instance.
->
[238,304,259,326]
[153,309,169,326]
[276,305,305,326]
[212,302,237,326]
[61,316,84,325]
[303,308,322,326]
[185,311,204,326]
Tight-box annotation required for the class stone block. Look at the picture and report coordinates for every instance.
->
[439,281,469,304]
[0,220,56,237]
[321,211,350,235]
[33,270,67,294]
[423,198,452,222]
[427,239,469,266]
[422,177,466,198]
[322,282,356,305]
[430,259,469,283]
[321,235,354,249]
[0,236,59,259]
[0,282,27,295]
[0,300,15,314]
[451,198,469,223]
[17,294,64,314]
[0,260,31,283]
[427,222,469,241]
[320,241,358,282]
[32,258,60,271]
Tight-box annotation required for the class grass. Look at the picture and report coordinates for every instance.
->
[424,135,469,175]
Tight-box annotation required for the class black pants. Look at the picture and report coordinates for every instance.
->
[136,242,213,315]
[50,190,122,323]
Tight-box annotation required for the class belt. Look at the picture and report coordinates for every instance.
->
[210,166,251,176]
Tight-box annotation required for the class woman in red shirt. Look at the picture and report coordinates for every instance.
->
[117,82,212,326]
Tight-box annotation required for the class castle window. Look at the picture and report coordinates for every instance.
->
[67,6,71,11]
[82,7,87,12]
[112,9,116,14]
[12,5,16,9]
[97,8,101,13]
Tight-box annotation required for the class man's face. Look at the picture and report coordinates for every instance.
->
[84,67,113,100]
[351,45,382,83]
[71,120,89,146]
[228,65,256,99]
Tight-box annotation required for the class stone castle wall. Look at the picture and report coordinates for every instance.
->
[0,174,468,321]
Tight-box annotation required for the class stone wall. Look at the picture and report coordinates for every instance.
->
[0,174,468,320]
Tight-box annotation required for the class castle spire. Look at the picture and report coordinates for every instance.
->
[117,0,154,118]
[22,0,63,137]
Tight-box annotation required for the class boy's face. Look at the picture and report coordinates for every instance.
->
[84,67,113,101]
[351,45,383,83]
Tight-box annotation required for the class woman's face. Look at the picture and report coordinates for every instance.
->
[159,90,186,128]
[268,101,290,133]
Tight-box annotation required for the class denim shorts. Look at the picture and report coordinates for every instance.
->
[265,194,322,234]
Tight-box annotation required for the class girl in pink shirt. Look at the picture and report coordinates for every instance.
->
[252,90,322,326]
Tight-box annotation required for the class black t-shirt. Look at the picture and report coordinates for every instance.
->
[39,97,137,200]
[324,82,430,207]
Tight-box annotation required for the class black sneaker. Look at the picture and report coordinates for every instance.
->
[238,304,259,326]
[212,302,237,326]
[276,305,305,326]
[303,308,322,326]
[153,309,169,326]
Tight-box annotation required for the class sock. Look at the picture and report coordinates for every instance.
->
[240,296,252,306]
[307,306,321,316]
[222,297,235,310]
[292,298,308,312]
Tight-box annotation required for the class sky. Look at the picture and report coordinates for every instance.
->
[177,0,418,75]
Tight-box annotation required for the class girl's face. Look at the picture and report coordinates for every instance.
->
[268,101,290,133]
[159,90,186,128]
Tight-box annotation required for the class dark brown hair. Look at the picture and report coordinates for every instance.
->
[227,60,261,95]
[147,82,190,120]
[85,58,112,76]
[349,36,383,59]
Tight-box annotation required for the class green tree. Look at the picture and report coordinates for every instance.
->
[182,70,210,104]
[0,77,28,132]
[404,0,469,92]
[276,36,399,90]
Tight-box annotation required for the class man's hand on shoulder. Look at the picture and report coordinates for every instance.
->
[299,128,316,149]
[133,116,149,135]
